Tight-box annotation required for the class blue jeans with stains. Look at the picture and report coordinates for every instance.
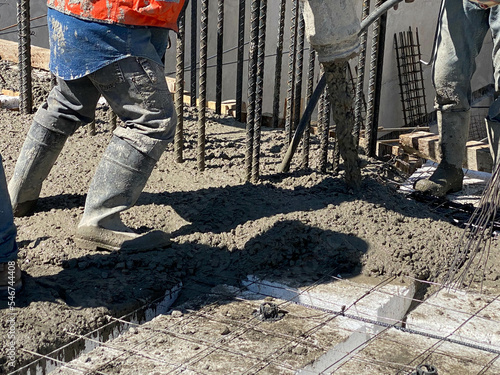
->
[433,0,500,118]
[0,154,17,263]
[34,56,176,161]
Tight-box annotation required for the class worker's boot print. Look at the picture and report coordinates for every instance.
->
[8,121,68,216]
[75,136,171,252]
[414,111,469,197]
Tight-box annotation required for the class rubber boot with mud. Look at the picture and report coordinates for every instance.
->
[414,111,470,197]
[486,118,500,170]
[75,136,171,252]
[8,122,68,217]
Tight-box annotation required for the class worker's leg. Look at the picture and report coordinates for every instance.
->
[8,76,101,216]
[485,6,500,168]
[76,56,176,252]
[415,0,490,196]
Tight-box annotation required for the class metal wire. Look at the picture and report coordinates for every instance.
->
[197,0,208,171]
[175,12,186,163]
[444,161,500,289]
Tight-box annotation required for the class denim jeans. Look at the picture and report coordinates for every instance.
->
[0,154,18,263]
[433,0,500,118]
[34,56,176,161]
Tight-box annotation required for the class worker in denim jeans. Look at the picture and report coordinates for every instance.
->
[415,0,500,196]
[0,155,21,295]
[8,0,188,252]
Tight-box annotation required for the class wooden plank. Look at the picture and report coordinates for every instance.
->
[399,130,493,172]
[466,141,492,172]
[0,38,50,71]
[418,135,440,162]
[400,131,436,150]
[377,140,400,158]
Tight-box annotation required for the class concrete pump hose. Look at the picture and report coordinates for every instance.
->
[278,0,405,174]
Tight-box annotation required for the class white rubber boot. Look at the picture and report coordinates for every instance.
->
[75,136,170,252]
[8,122,68,216]
[414,111,470,197]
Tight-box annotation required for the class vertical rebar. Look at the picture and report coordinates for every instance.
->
[252,0,267,183]
[197,0,208,171]
[271,0,287,129]
[215,0,224,114]
[190,0,197,107]
[175,13,186,163]
[319,85,330,173]
[285,0,300,144]
[235,0,246,122]
[293,9,305,131]
[353,0,370,145]
[365,0,387,157]
[245,0,260,181]
[302,49,315,168]
[110,111,117,131]
[17,0,32,114]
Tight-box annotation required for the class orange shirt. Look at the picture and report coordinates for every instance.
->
[47,0,187,31]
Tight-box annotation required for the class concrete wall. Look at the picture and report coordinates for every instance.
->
[0,0,495,132]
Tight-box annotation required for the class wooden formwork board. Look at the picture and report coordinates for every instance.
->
[0,39,50,71]
[400,131,493,173]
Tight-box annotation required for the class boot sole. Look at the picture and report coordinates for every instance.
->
[74,234,172,253]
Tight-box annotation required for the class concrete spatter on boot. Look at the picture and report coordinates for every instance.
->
[323,61,362,190]
[8,122,69,217]
[413,161,464,197]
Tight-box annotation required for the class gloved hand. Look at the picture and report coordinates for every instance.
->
[394,0,415,10]
[469,0,500,8]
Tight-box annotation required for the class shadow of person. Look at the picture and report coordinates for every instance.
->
[0,219,368,370]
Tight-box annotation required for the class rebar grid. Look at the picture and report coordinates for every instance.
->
[175,13,186,163]
[16,272,500,375]
[394,27,428,127]
[197,0,208,172]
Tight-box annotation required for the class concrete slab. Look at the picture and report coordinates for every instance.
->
[50,276,416,374]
